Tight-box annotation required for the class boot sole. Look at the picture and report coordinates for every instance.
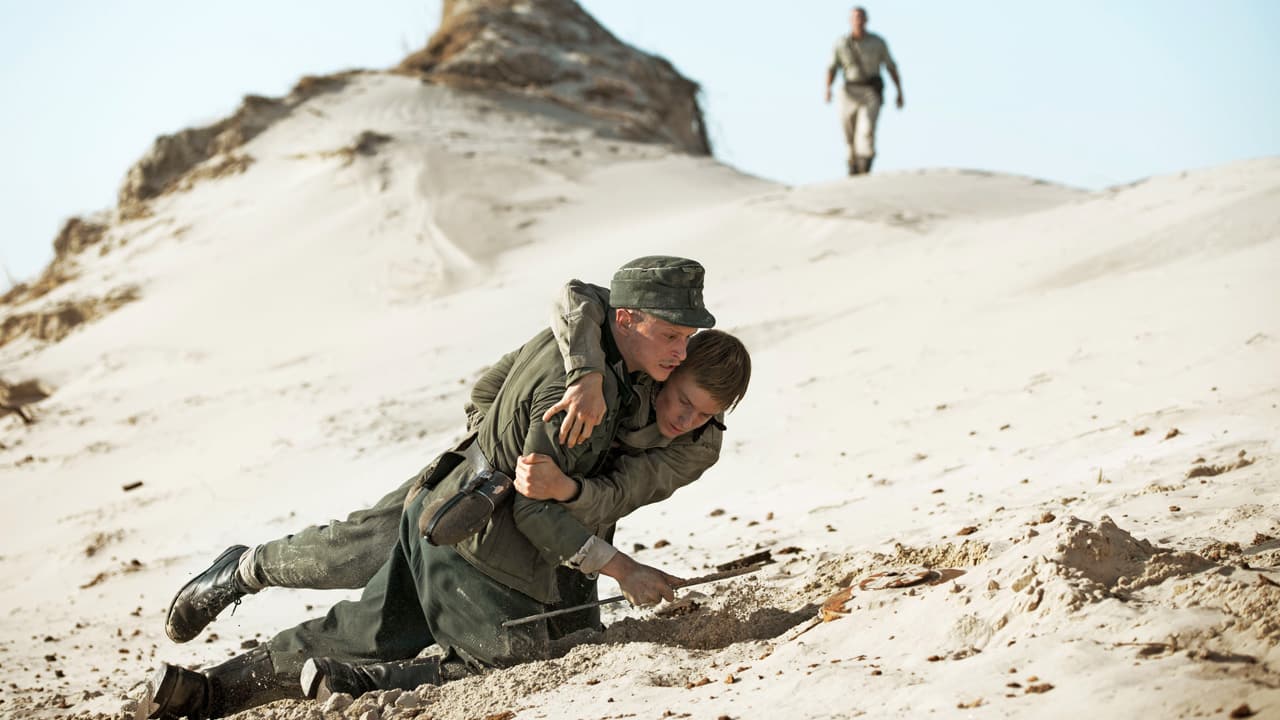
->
[129,665,165,720]
[147,663,179,717]
[141,663,207,719]
[164,545,249,643]
[299,658,332,702]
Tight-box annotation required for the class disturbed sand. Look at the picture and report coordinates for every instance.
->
[0,67,1277,720]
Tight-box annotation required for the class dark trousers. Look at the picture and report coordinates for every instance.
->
[252,476,414,590]
[265,485,598,680]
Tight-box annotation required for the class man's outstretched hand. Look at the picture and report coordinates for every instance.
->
[543,372,605,448]
[601,553,685,607]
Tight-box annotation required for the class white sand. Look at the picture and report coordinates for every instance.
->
[0,72,1277,719]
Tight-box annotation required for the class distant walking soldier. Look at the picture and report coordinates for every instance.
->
[824,6,904,175]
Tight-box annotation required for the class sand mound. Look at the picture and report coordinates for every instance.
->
[1051,515,1210,592]
[592,579,814,651]
[1,216,110,307]
[1004,516,1213,616]
[116,73,355,218]
[398,0,710,155]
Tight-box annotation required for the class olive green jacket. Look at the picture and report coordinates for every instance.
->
[416,323,635,604]
[469,344,723,543]
[426,282,722,604]
[478,280,722,532]
[544,280,724,531]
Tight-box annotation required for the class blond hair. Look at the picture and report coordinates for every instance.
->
[677,330,751,412]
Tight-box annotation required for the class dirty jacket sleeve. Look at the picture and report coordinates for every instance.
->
[465,280,610,431]
[465,349,517,432]
[508,380,612,568]
[563,422,723,532]
[550,280,611,387]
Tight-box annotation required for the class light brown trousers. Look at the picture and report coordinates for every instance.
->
[840,83,882,166]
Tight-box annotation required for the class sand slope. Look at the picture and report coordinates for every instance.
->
[0,72,1277,719]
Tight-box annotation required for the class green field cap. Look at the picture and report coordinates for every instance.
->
[610,256,715,329]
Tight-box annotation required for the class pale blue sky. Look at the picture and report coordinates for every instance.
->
[3,1,1278,282]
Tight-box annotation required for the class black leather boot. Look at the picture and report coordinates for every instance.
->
[204,646,302,718]
[166,545,253,643]
[142,647,300,719]
[142,663,209,719]
[856,156,875,174]
[300,656,465,702]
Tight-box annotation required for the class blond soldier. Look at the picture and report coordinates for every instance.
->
[138,258,753,719]
[824,6,904,175]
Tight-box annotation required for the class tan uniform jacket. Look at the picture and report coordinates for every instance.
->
[829,31,897,84]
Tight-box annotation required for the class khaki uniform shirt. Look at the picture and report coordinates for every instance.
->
[829,32,897,83]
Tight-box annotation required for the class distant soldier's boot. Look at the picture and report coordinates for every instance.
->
[847,161,861,176]
[165,545,254,643]
[854,156,874,175]
[300,656,467,702]
[142,647,300,719]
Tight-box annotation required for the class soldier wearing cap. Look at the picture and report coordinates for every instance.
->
[140,257,741,719]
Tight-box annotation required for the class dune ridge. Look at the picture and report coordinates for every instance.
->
[0,3,1277,719]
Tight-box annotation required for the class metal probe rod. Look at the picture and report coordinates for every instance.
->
[501,562,768,628]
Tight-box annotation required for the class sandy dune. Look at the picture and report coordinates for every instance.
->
[0,65,1277,720]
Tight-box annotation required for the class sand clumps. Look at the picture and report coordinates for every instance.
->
[889,539,990,569]
[0,377,53,424]
[1173,572,1280,646]
[596,579,813,651]
[398,0,711,155]
[1186,451,1255,479]
[1002,516,1213,615]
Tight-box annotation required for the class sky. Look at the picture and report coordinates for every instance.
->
[2,0,1278,283]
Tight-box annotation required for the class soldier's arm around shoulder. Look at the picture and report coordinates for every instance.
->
[465,348,519,432]
[550,279,610,385]
[563,423,722,531]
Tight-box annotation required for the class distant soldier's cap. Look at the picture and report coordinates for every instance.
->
[610,256,715,329]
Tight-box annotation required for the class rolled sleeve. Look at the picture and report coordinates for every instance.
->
[564,535,619,575]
